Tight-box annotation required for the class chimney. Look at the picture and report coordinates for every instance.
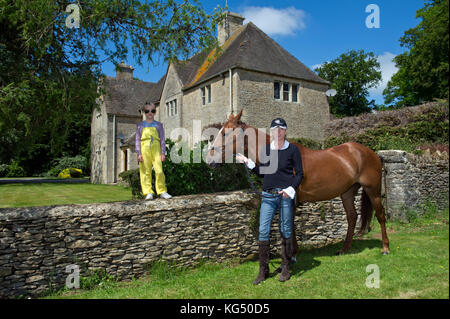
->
[217,11,245,46]
[116,61,134,80]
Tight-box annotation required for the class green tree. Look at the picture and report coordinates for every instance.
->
[0,0,223,174]
[315,49,382,117]
[383,0,449,107]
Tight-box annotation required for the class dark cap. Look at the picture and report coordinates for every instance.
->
[270,118,287,130]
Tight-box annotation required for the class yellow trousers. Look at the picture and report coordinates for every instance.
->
[139,127,167,195]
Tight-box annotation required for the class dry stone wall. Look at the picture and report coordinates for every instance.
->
[378,150,449,221]
[1,191,355,298]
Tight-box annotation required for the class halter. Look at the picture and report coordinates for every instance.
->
[212,123,281,198]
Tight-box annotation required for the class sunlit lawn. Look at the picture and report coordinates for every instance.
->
[0,183,132,208]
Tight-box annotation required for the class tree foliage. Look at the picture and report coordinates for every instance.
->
[0,0,223,175]
[315,49,382,117]
[383,0,449,107]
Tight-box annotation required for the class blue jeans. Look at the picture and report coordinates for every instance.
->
[258,188,295,241]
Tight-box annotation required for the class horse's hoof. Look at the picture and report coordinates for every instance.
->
[381,251,390,255]
[336,250,346,255]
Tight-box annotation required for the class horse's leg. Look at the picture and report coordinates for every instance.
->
[337,184,360,255]
[363,186,390,254]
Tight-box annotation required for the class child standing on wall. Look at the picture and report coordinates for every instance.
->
[136,102,172,200]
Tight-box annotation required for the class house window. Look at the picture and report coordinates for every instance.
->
[274,82,280,99]
[201,85,211,105]
[207,85,211,103]
[283,83,289,101]
[201,87,206,105]
[166,99,177,117]
[292,84,298,102]
[274,81,299,103]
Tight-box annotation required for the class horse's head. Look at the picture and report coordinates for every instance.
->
[205,110,246,168]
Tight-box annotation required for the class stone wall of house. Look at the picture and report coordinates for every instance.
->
[90,104,141,185]
[115,116,141,175]
[237,69,330,141]
[90,98,108,184]
[158,64,184,143]
[378,150,449,221]
[0,191,359,298]
[179,71,236,146]
[160,67,330,147]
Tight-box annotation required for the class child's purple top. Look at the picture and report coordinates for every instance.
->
[135,120,166,156]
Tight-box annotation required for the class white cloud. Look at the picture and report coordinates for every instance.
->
[311,63,323,72]
[241,6,307,37]
[369,52,398,97]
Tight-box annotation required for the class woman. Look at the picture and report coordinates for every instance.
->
[236,118,303,284]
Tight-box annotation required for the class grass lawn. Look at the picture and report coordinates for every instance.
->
[45,205,449,299]
[0,183,132,208]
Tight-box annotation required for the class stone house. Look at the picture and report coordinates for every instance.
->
[157,12,330,146]
[90,12,330,184]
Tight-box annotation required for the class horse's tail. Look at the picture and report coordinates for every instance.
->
[359,189,373,234]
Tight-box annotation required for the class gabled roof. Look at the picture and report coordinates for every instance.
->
[177,22,329,90]
[102,75,165,117]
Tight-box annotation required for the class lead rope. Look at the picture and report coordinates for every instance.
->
[233,154,279,198]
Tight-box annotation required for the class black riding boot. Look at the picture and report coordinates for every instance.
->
[253,241,270,285]
[279,237,293,282]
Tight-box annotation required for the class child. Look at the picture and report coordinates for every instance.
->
[135,102,172,200]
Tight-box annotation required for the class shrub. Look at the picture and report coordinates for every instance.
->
[46,155,87,177]
[323,118,449,153]
[58,168,83,179]
[6,160,26,177]
[289,137,322,150]
[323,100,449,152]
[417,143,449,154]
[0,164,9,177]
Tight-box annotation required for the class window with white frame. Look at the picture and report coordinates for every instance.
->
[274,81,300,103]
[283,83,289,101]
[166,99,177,117]
[201,85,211,105]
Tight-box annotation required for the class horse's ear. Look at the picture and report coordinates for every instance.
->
[235,109,243,122]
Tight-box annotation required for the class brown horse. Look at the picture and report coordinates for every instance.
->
[205,110,390,256]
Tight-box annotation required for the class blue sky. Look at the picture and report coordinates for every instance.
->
[101,0,427,105]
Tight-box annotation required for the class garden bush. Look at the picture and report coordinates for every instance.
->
[0,164,9,177]
[289,137,323,150]
[322,100,449,152]
[58,168,83,179]
[45,155,87,177]
[6,160,26,177]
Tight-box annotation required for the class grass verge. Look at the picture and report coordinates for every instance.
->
[0,183,132,208]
